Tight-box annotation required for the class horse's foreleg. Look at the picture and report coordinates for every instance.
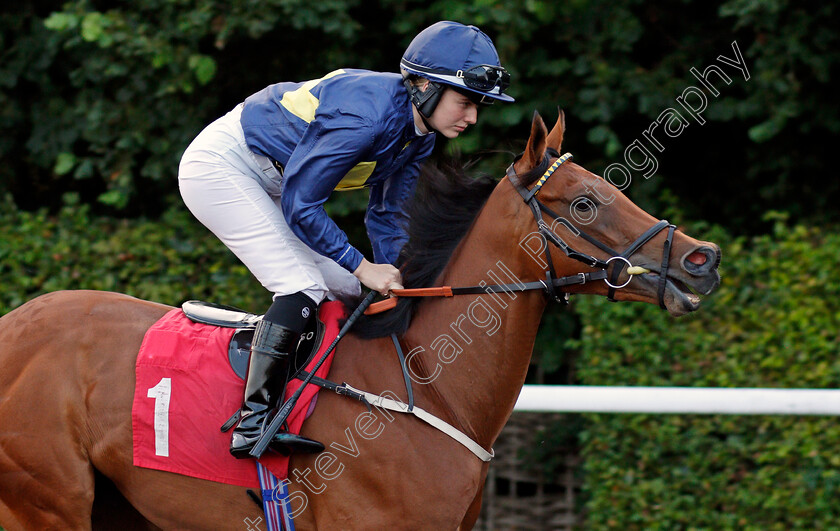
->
[458,475,486,530]
[0,369,96,529]
[0,293,99,530]
[0,451,95,531]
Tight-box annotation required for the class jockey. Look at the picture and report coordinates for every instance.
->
[178,21,514,459]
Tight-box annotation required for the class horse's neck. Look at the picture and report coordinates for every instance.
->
[403,184,547,448]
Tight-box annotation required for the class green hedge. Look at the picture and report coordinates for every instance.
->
[571,217,840,529]
[0,194,267,314]
[0,192,369,315]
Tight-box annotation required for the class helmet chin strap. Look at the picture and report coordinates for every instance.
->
[416,110,437,135]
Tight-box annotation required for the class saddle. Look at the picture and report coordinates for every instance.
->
[181,300,324,380]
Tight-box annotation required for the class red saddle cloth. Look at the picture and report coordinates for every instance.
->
[131,302,345,488]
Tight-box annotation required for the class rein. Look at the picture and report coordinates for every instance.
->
[365,150,676,315]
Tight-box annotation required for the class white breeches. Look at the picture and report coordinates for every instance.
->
[178,104,361,304]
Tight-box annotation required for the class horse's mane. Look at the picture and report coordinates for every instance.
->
[351,157,496,338]
[351,153,552,339]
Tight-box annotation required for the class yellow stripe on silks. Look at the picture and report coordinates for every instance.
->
[279,69,375,191]
[336,162,377,190]
[279,69,346,123]
[338,138,411,190]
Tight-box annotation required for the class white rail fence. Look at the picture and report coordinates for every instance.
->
[514,385,840,415]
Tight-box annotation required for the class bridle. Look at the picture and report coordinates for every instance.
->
[364,150,677,315]
[508,149,676,308]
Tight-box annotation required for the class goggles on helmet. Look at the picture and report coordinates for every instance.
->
[457,64,511,93]
[400,58,512,99]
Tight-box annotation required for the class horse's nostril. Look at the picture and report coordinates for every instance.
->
[683,246,720,275]
[687,251,707,266]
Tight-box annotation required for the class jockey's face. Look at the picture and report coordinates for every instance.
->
[427,87,479,138]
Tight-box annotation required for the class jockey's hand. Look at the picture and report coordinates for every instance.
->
[353,259,403,297]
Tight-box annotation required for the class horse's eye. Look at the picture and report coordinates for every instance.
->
[573,197,598,212]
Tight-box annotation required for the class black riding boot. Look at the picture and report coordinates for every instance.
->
[229,293,325,458]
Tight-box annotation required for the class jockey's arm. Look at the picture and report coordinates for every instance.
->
[280,114,375,273]
[364,142,433,265]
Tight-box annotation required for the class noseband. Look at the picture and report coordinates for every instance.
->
[507,150,676,309]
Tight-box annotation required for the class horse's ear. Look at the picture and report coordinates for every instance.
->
[545,108,565,151]
[514,111,548,175]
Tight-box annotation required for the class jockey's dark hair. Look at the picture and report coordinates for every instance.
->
[403,73,426,86]
[350,156,497,339]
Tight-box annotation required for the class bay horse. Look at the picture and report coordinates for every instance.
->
[0,111,720,530]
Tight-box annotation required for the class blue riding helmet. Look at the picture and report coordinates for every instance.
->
[401,21,514,117]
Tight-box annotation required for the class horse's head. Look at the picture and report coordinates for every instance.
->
[507,111,721,316]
